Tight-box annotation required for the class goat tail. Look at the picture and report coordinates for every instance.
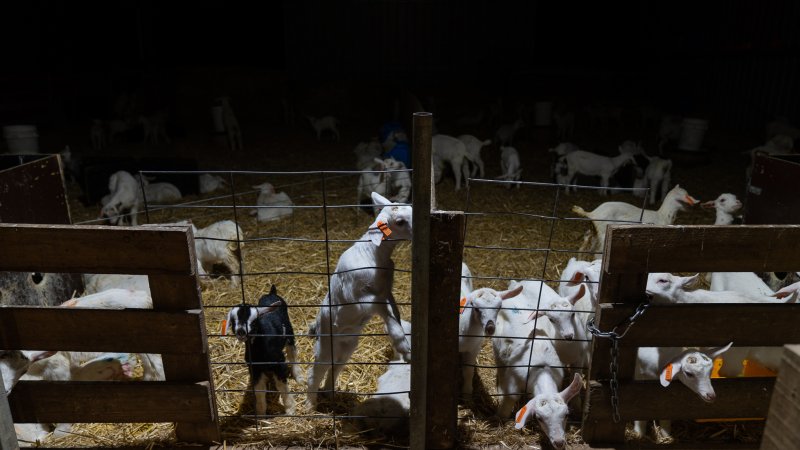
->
[571,205,589,217]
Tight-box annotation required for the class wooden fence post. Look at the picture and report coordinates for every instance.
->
[410,112,464,449]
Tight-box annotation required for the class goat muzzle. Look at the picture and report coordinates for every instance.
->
[485,321,495,336]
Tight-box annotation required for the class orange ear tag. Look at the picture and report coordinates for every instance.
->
[459,297,467,314]
[220,319,227,336]
[664,363,674,382]
[377,221,392,239]
[515,405,528,424]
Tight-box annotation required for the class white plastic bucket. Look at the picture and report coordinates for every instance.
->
[211,106,225,133]
[3,125,39,154]
[678,118,708,151]
[533,101,553,127]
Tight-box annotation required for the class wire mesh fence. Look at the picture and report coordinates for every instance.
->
[86,168,416,446]
[458,176,648,436]
[69,166,650,447]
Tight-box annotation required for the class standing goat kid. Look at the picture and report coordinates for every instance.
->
[226,285,303,416]
[306,192,412,409]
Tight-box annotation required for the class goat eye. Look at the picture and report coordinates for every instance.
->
[658,279,668,284]
[685,372,695,378]
[396,218,407,226]
[720,199,726,203]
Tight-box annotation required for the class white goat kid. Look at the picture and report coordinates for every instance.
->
[193,220,245,286]
[252,182,293,222]
[458,134,491,178]
[307,115,340,141]
[633,343,733,439]
[199,173,228,194]
[702,193,741,225]
[498,146,522,188]
[642,157,673,205]
[572,185,699,252]
[219,96,243,151]
[514,373,583,450]
[432,134,475,191]
[100,170,143,226]
[459,285,524,396]
[647,273,795,304]
[306,193,412,409]
[562,150,636,195]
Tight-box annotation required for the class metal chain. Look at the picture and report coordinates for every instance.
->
[587,299,650,423]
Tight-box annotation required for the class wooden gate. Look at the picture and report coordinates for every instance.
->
[0,223,219,447]
[582,224,800,447]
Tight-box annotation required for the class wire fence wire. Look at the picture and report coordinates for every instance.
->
[458,177,647,425]
[122,168,414,446]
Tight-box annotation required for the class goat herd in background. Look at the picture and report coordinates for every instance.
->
[3,93,800,448]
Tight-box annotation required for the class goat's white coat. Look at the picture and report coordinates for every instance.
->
[457,135,491,178]
[308,115,340,141]
[432,134,476,191]
[572,185,699,252]
[199,174,227,194]
[306,193,412,408]
[562,150,635,195]
[642,157,672,205]
[252,182,293,222]
[101,170,142,225]
[498,146,521,187]
[193,220,245,286]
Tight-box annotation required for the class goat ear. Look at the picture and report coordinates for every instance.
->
[514,398,536,429]
[660,361,681,387]
[560,373,583,402]
[525,310,544,323]
[371,192,391,206]
[224,310,235,335]
[567,270,585,286]
[681,274,701,290]
[773,285,798,299]
[270,285,277,295]
[701,200,716,209]
[501,284,523,300]
[367,216,386,246]
[24,350,57,363]
[567,284,586,305]
[708,342,733,359]
[257,300,283,317]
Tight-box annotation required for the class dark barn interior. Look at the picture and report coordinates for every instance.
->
[1,1,800,448]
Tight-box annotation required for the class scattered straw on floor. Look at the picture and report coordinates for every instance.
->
[49,170,762,448]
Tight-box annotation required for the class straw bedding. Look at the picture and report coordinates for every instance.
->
[41,145,764,448]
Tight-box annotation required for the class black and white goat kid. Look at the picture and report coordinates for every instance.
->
[226,285,303,416]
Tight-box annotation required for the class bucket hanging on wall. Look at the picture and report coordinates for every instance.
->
[3,125,39,154]
[678,118,709,152]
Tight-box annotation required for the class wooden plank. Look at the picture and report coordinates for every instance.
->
[149,274,203,310]
[8,381,214,423]
[0,375,19,450]
[410,112,452,450]
[597,303,800,348]
[761,344,800,450]
[585,378,774,421]
[603,225,800,274]
[421,211,464,449]
[0,307,205,354]
[0,224,196,275]
[0,154,71,225]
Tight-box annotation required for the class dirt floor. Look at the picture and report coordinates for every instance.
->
[35,109,770,448]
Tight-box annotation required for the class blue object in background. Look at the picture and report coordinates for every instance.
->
[384,141,411,168]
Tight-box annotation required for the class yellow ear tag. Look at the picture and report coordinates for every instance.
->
[664,363,674,381]
[459,297,467,314]
[220,319,227,336]
[515,405,528,424]
[377,220,392,239]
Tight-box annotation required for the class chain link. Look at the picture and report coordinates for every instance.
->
[587,298,650,423]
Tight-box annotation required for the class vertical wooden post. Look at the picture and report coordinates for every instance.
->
[761,344,800,450]
[0,375,20,450]
[410,112,463,449]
